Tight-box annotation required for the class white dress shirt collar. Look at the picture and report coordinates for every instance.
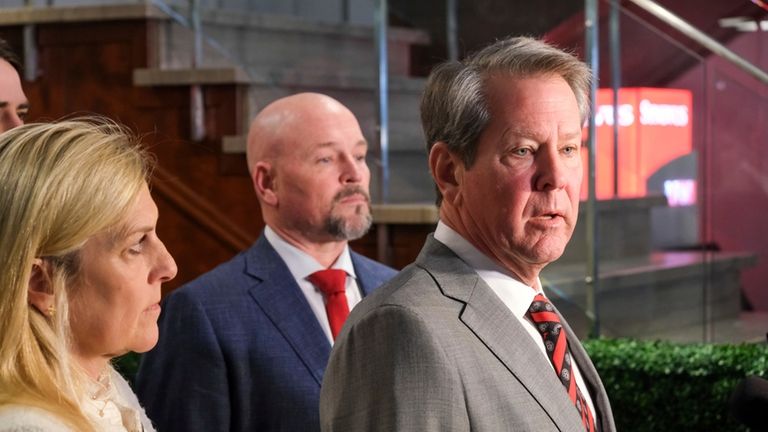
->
[433,220,540,319]
[264,225,357,281]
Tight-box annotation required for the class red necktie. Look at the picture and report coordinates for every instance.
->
[527,294,596,432]
[308,269,349,340]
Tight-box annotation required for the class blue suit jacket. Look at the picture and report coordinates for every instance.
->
[135,234,396,432]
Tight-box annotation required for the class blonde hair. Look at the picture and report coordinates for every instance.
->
[0,118,153,430]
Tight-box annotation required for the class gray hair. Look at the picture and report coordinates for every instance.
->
[420,36,593,204]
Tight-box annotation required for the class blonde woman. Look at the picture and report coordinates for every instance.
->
[0,119,177,431]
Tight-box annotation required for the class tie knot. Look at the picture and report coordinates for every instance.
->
[527,294,560,325]
[308,269,347,296]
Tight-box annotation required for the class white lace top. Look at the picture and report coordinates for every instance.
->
[0,369,155,432]
[0,405,70,432]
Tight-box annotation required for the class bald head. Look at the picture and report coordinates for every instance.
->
[247,93,360,172]
[246,93,372,252]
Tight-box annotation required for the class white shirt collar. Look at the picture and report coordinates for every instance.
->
[264,225,357,281]
[433,220,540,319]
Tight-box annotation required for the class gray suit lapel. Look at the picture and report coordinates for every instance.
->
[416,236,585,431]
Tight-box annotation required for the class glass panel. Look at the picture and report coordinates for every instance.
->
[568,0,768,343]
[702,47,768,343]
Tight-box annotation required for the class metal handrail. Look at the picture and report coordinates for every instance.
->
[584,0,601,338]
[374,0,390,264]
[446,0,458,61]
[628,0,768,85]
[374,0,389,204]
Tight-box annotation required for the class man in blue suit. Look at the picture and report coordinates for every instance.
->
[135,93,397,432]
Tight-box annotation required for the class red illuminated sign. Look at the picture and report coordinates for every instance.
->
[581,88,693,200]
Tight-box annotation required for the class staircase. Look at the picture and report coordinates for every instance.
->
[131,3,433,203]
[0,2,433,292]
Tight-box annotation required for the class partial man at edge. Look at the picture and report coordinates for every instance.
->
[136,92,397,432]
[0,38,29,132]
[321,36,616,432]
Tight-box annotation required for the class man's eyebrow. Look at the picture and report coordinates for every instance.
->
[502,128,582,142]
[314,140,368,150]
[316,141,333,148]
[560,131,582,141]
[18,103,29,110]
[502,127,538,142]
[0,101,8,108]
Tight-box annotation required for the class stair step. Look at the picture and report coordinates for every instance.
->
[0,4,428,80]
[559,195,667,265]
[158,6,428,78]
[0,3,165,24]
[134,65,429,203]
[133,67,251,86]
[3,0,387,26]
[636,312,768,343]
[134,67,425,144]
[133,66,425,90]
[161,0,379,25]
[547,251,757,339]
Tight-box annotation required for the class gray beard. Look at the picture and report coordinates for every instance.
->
[325,207,373,240]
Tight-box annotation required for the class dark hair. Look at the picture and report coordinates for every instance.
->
[0,37,22,74]
[420,36,593,204]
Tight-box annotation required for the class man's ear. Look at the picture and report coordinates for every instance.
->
[28,258,54,316]
[429,142,464,205]
[251,161,278,207]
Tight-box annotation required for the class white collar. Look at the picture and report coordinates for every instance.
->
[264,226,357,281]
[434,220,541,318]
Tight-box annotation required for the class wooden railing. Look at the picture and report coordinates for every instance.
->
[152,166,253,252]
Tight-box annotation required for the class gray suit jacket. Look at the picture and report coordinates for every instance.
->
[320,236,616,432]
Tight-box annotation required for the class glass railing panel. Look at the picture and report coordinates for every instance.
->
[573,0,768,343]
[699,53,768,343]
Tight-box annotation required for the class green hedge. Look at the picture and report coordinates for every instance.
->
[584,338,768,432]
[115,339,768,431]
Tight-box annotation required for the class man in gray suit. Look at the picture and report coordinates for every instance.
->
[320,37,616,431]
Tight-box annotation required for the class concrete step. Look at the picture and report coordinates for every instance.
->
[639,311,768,343]
[560,196,667,265]
[0,3,428,79]
[134,66,430,202]
[162,0,378,25]
[546,251,758,340]
[134,67,425,141]
[157,6,428,79]
[1,0,379,26]
[133,68,425,146]
[0,3,167,24]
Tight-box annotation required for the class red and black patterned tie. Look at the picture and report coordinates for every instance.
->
[527,294,596,432]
